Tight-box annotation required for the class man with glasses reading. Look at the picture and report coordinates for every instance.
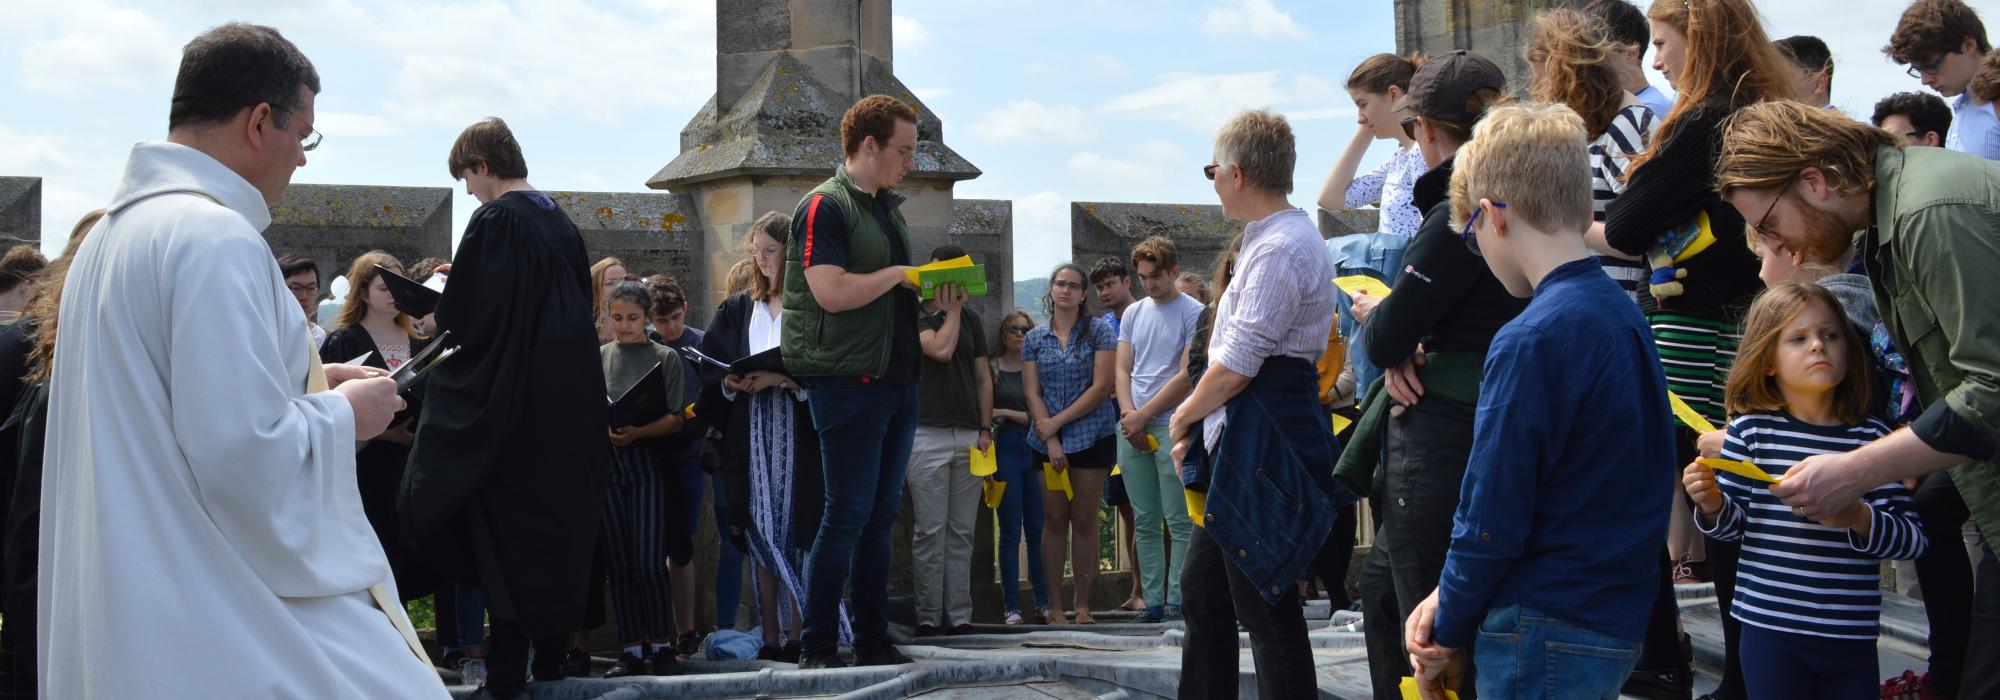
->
[39,23,443,698]
[1886,0,1998,158]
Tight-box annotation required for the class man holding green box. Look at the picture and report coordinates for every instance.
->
[1114,236,1204,624]
[907,244,994,637]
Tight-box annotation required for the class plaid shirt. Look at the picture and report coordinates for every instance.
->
[1024,315,1119,454]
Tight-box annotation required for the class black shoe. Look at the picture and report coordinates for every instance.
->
[649,648,681,676]
[914,623,941,638]
[1621,664,1693,700]
[440,648,466,670]
[756,643,781,661]
[853,644,914,667]
[774,641,802,664]
[561,646,593,678]
[604,652,650,678]
[947,623,976,636]
[675,631,700,657]
[797,646,847,669]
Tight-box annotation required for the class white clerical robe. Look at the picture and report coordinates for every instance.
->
[40,141,448,699]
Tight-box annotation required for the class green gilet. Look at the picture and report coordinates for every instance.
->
[781,167,911,377]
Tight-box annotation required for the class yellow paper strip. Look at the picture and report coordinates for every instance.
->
[904,255,974,286]
[969,444,997,476]
[684,402,697,419]
[1399,677,1459,700]
[1668,392,1718,434]
[1144,433,1160,453]
[1042,462,1073,501]
[1110,464,1121,476]
[1701,457,1781,483]
[1331,412,1354,435]
[1334,275,1393,299]
[982,479,1007,509]
[1186,489,1207,528]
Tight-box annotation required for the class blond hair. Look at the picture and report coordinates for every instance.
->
[590,256,627,313]
[1527,9,1627,139]
[1213,110,1296,195]
[1716,101,1899,199]
[1725,283,1875,424]
[1449,102,1594,235]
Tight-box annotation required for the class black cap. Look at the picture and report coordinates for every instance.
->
[1392,50,1507,122]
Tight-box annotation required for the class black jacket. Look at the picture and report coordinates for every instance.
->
[1361,155,1529,368]
[700,292,825,552]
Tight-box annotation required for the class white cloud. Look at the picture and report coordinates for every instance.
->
[0,125,77,173]
[967,101,1098,144]
[1201,0,1308,40]
[1292,73,1342,103]
[1067,140,1187,186]
[1288,106,1359,121]
[893,15,930,46]
[1006,191,1072,280]
[1099,71,1290,131]
[315,111,402,138]
[1088,55,1130,81]
[1025,62,1061,77]
[15,0,179,94]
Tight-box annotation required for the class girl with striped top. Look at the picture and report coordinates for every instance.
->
[1683,283,1926,700]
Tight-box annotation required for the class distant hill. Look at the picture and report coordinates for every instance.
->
[1013,277,1047,323]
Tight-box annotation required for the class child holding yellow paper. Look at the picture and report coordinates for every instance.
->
[1681,284,1927,700]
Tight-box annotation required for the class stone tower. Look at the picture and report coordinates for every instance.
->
[648,0,1012,323]
[1394,0,1585,94]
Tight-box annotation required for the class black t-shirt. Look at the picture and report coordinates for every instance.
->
[917,307,989,428]
[796,193,921,384]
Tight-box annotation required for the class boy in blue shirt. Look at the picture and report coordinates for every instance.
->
[1404,102,1676,699]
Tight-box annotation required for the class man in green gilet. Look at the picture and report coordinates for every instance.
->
[783,94,924,669]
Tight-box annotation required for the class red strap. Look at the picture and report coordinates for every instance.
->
[803,194,826,266]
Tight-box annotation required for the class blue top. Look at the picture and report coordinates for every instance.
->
[1698,412,1926,639]
[1635,85,1675,117]
[1947,93,2000,160]
[1024,315,1119,453]
[1430,258,1675,649]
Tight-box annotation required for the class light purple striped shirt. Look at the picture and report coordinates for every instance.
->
[1203,208,1337,443]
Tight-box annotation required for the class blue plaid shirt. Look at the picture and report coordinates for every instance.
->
[1024,315,1119,454]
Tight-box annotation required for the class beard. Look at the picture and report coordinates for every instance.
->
[1791,199,1864,265]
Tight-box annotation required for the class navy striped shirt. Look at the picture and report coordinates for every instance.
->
[1697,412,1927,639]
[1590,104,1657,306]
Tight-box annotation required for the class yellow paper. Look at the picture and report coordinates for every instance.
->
[969,444,997,476]
[1186,489,1207,528]
[982,479,1007,509]
[1331,412,1354,435]
[1111,464,1121,476]
[1334,275,1393,299]
[1399,677,1459,700]
[1701,457,1781,483]
[1042,462,1073,500]
[904,255,974,286]
[1144,433,1160,453]
[1668,391,1718,435]
[684,402,697,420]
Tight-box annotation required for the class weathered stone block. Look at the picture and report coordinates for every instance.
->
[0,177,40,250]
[1071,201,1245,283]
[547,190,708,325]
[1317,207,1382,239]
[717,0,790,56]
[265,184,451,288]
[788,0,861,54]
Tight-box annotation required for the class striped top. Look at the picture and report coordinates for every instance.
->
[1697,412,1927,639]
[1590,104,1658,306]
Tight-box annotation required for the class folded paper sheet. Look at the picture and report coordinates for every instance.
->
[1335,275,1393,299]
[982,479,1006,509]
[970,444,997,476]
[1399,677,1459,700]
[1042,462,1073,500]
[1701,457,1781,483]
[1186,489,1207,528]
[1668,391,1718,434]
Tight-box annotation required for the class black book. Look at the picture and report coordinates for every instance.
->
[730,346,785,375]
[375,264,443,318]
[608,362,672,428]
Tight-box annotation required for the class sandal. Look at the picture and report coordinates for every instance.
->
[1043,608,1067,625]
[1073,610,1097,625]
[1004,610,1025,626]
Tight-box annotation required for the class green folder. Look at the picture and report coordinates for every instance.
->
[916,264,989,300]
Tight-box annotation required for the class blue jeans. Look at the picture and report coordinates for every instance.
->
[454,585,487,647]
[801,380,918,650]
[1472,605,1640,700]
[711,472,747,630]
[994,426,1049,613]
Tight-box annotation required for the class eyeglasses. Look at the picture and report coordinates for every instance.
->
[273,105,322,152]
[1400,116,1419,141]
[1459,201,1506,257]
[1906,53,1948,79]
[1750,175,1797,239]
[1203,163,1229,181]
[1007,325,1033,334]
[286,282,319,294]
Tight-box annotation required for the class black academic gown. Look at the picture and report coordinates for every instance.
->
[698,292,824,553]
[320,325,434,601]
[0,319,40,698]
[402,191,609,642]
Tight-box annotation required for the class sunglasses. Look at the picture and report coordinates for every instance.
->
[1203,163,1232,181]
[1459,201,1506,257]
[1007,325,1033,334]
[1400,116,1419,141]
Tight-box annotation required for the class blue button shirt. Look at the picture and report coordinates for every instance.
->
[1947,93,2000,160]
[1635,85,1675,118]
[1429,259,1675,649]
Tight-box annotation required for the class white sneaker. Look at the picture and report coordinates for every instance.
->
[458,657,488,687]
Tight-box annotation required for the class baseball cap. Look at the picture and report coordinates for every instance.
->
[1392,50,1507,122]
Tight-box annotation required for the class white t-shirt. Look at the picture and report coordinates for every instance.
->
[1118,292,1206,424]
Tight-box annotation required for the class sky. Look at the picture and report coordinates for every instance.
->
[0,0,1971,280]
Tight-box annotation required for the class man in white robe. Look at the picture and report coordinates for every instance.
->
[40,23,447,699]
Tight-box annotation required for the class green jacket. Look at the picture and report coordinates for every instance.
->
[1332,352,1487,497]
[1862,145,2000,540]
[781,167,912,378]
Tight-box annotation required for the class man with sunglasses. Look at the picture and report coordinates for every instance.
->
[1718,100,2000,700]
[1887,0,1999,159]
[39,23,445,699]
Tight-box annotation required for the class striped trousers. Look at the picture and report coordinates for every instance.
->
[1650,313,1740,425]
[603,443,676,643]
